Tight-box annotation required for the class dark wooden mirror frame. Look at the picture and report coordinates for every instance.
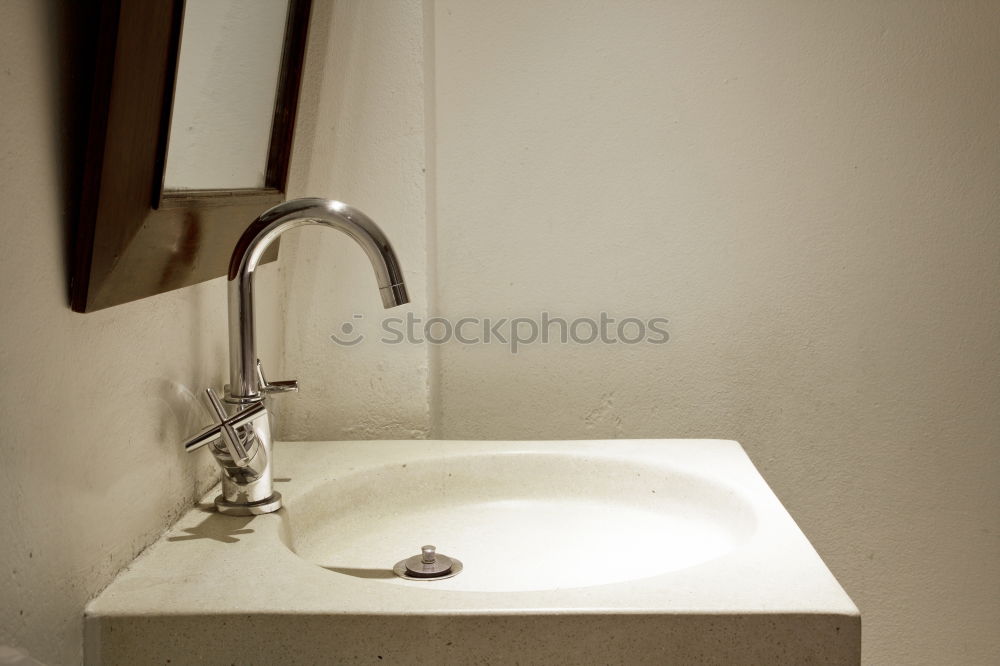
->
[72,0,312,312]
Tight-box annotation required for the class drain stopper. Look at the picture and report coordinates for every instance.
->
[393,544,463,580]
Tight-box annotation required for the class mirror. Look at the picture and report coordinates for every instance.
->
[72,0,311,313]
[165,0,290,190]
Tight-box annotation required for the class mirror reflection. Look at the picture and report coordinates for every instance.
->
[164,0,290,190]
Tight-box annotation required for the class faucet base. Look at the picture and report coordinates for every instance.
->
[214,491,283,516]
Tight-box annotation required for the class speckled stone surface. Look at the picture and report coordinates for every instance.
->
[85,440,860,665]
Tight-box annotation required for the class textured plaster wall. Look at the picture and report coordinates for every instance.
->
[431,1,999,664]
[274,0,431,440]
[0,2,280,663]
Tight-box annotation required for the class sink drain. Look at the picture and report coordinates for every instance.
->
[393,545,463,581]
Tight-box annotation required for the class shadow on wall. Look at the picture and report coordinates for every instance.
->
[44,0,100,305]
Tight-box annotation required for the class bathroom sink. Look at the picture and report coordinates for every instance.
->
[287,450,756,592]
[86,440,859,664]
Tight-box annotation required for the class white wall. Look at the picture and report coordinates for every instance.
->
[275,0,431,441]
[0,2,280,663]
[430,1,999,664]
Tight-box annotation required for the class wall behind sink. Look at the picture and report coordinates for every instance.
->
[0,2,283,663]
[275,0,432,441]
[428,1,999,665]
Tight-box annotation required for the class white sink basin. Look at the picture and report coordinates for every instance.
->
[288,451,756,592]
[86,440,859,665]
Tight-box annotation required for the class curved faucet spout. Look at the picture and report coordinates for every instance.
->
[227,198,409,401]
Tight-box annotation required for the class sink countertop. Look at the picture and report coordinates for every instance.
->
[85,439,860,665]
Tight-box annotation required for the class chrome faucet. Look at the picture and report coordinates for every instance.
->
[182,198,409,515]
